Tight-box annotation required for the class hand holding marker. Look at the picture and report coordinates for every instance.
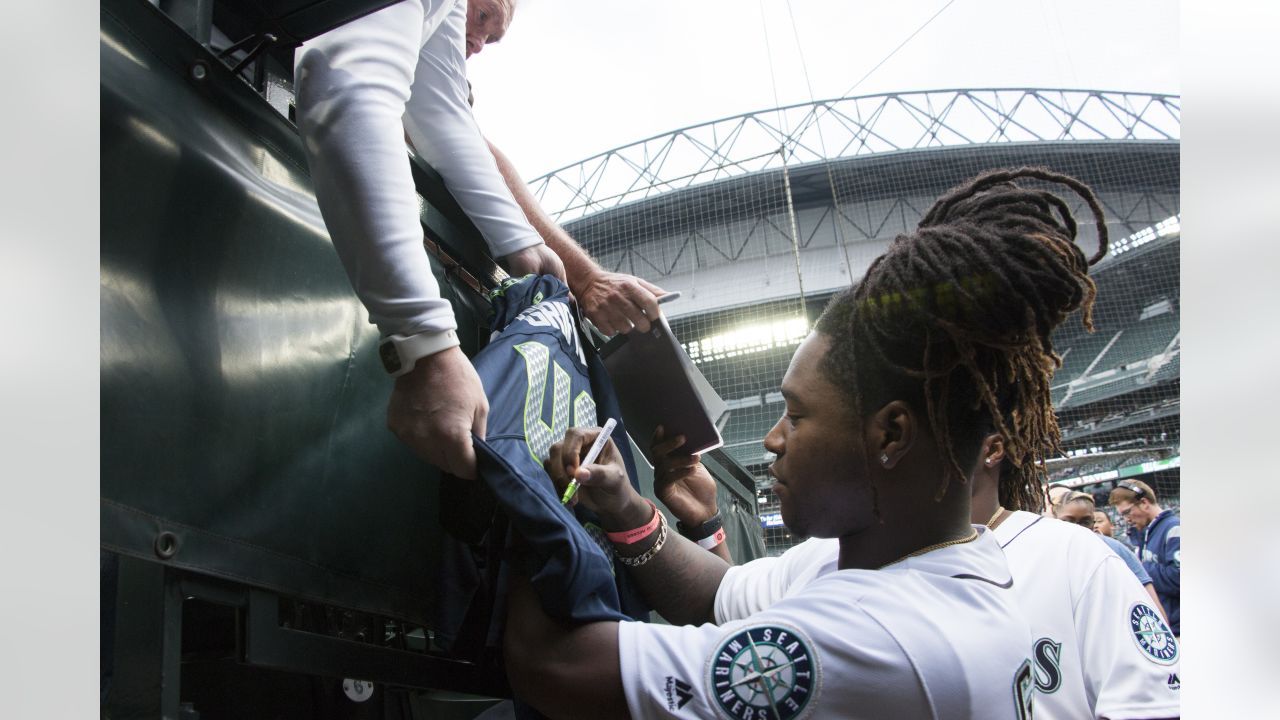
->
[561,417,617,505]
[560,292,675,504]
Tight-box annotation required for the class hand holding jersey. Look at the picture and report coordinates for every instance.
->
[296,0,651,481]
[384,247,571,479]
[295,0,548,480]
[387,346,487,479]
[500,243,568,285]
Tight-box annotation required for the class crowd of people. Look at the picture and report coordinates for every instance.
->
[291,1,1181,717]
[1052,480,1182,637]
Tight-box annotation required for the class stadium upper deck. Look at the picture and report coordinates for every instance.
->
[536,89,1180,504]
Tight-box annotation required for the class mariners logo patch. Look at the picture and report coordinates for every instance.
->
[707,624,819,720]
[1129,603,1178,665]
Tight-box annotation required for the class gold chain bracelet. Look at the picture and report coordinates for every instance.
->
[616,512,669,568]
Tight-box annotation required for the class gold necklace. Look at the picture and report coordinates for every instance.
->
[878,530,980,569]
[985,506,1007,529]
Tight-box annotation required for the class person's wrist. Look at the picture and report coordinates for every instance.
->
[381,330,460,379]
[598,491,653,534]
[569,265,603,297]
[493,236,544,261]
[674,503,718,527]
[678,511,725,550]
[394,343,460,388]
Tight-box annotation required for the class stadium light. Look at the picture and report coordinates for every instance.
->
[1156,216,1180,237]
[683,317,809,363]
[1110,214,1179,257]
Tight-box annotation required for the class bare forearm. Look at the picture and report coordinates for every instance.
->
[623,532,729,625]
[710,539,733,564]
[504,572,629,720]
[604,497,730,625]
[487,139,600,280]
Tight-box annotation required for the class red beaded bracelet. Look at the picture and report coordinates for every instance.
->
[606,500,661,545]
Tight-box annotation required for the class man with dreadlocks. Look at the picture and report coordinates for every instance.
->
[973,434,1181,719]
[498,168,1110,720]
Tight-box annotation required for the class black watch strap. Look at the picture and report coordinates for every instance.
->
[677,510,724,542]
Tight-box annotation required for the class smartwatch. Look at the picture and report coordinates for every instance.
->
[677,511,726,549]
[378,329,459,377]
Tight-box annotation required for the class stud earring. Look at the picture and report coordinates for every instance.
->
[985,458,995,466]
[880,453,890,466]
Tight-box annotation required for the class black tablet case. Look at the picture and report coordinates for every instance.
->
[600,315,727,466]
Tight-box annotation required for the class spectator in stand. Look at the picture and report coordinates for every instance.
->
[1059,492,1171,626]
[1110,480,1180,635]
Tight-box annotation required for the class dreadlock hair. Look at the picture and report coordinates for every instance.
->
[814,167,1108,510]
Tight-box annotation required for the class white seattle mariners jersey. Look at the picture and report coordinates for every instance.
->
[994,511,1181,719]
[617,528,1034,719]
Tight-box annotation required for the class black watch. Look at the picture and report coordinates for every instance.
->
[677,511,723,542]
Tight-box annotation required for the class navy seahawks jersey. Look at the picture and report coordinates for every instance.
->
[470,274,649,624]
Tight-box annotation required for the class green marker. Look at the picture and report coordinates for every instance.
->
[561,417,618,505]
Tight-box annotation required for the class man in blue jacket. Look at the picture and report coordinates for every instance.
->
[1110,480,1181,635]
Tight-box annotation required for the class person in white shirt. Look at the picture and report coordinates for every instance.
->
[974,436,1180,719]
[293,0,663,481]
[499,167,1114,719]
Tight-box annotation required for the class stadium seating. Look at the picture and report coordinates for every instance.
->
[719,400,785,467]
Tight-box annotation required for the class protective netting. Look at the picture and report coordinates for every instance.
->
[549,91,1180,555]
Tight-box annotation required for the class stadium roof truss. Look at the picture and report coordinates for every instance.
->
[532,89,1181,491]
[531,89,1180,223]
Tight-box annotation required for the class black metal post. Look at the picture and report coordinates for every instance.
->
[107,556,184,720]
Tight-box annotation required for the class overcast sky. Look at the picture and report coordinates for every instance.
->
[466,0,1179,180]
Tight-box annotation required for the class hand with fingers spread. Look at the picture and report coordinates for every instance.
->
[573,270,667,336]
[650,426,719,527]
[387,346,487,479]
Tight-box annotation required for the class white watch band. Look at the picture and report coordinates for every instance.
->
[378,329,460,377]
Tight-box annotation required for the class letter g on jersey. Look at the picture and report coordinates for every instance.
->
[707,624,820,720]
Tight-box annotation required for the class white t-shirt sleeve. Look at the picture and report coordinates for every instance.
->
[1074,553,1181,718]
[621,577,932,720]
[617,619,724,720]
[714,556,785,625]
[713,538,836,624]
[294,0,541,338]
